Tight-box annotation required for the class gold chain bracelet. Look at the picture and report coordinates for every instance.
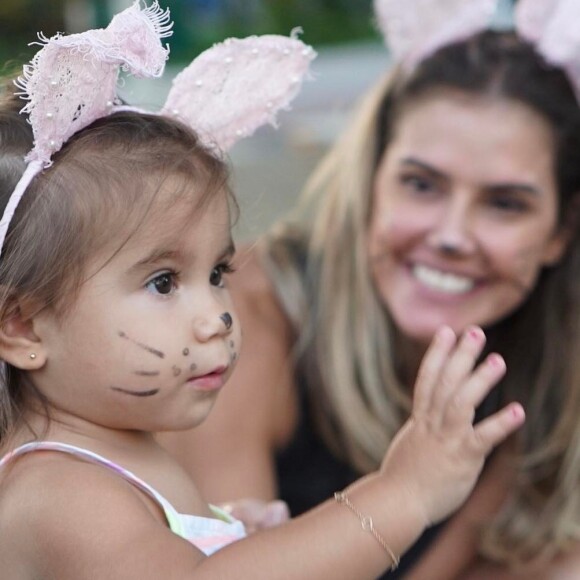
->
[334,491,400,571]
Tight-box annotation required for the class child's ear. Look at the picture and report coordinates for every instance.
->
[0,297,47,370]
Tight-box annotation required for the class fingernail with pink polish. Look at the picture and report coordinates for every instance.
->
[488,353,504,368]
[467,326,482,341]
[511,404,524,420]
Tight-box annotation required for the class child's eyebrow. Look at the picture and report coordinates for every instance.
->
[219,241,236,261]
[128,239,235,274]
[128,249,181,274]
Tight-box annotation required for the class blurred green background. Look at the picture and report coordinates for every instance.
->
[0,0,377,68]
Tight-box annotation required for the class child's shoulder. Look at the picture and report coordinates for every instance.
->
[0,450,177,577]
[0,448,159,526]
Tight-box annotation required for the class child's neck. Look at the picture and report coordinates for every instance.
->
[18,406,160,456]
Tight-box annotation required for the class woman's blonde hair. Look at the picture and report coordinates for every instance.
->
[262,31,580,567]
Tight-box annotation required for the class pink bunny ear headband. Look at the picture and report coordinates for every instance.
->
[0,0,315,257]
[374,0,580,100]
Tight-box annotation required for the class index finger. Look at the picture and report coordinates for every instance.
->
[413,326,456,417]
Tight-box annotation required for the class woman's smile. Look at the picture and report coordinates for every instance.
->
[409,263,478,296]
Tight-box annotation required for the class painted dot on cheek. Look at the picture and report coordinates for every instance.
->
[183,348,189,356]
[190,363,198,371]
[172,366,182,377]
[229,340,235,348]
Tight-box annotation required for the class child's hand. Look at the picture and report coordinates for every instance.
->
[379,326,524,528]
[220,499,290,534]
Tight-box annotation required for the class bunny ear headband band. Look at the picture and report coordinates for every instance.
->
[373,0,580,100]
[0,0,315,257]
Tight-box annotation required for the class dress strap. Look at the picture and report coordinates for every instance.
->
[0,441,186,536]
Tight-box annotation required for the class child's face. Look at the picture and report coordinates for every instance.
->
[31,183,241,433]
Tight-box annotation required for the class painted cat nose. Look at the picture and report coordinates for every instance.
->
[220,312,233,330]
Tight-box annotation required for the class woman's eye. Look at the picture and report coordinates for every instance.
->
[401,174,437,195]
[489,195,528,213]
[146,273,176,295]
[210,263,234,288]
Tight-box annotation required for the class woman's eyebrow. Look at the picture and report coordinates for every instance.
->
[400,157,448,180]
[402,157,541,196]
[484,183,541,196]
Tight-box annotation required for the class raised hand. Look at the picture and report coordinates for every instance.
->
[380,326,524,528]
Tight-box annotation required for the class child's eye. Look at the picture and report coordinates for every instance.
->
[210,262,235,288]
[146,272,177,295]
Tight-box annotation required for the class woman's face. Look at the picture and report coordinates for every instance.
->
[368,92,568,345]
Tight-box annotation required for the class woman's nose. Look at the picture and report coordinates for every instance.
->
[426,198,476,256]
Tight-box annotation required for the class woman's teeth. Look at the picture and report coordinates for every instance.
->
[413,264,475,294]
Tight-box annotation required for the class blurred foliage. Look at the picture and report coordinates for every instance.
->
[0,0,378,69]
[168,0,377,59]
[0,0,66,72]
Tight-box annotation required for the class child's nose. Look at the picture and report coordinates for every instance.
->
[192,310,234,343]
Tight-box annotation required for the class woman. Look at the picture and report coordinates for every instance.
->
[160,3,580,577]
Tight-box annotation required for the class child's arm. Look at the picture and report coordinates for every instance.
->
[19,326,523,579]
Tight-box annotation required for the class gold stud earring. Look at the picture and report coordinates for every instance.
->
[29,353,37,360]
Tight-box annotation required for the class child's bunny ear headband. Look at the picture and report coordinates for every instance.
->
[374,0,580,99]
[0,0,315,257]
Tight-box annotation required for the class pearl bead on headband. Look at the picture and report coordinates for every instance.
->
[374,0,580,102]
[0,0,315,257]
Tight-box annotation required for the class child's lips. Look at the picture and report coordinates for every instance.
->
[186,366,227,392]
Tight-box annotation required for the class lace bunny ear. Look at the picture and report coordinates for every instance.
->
[0,1,172,256]
[515,0,580,101]
[15,0,171,167]
[106,0,172,77]
[162,32,315,152]
[374,0,497,69]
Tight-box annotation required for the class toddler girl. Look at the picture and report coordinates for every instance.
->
[0,2,524,578]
